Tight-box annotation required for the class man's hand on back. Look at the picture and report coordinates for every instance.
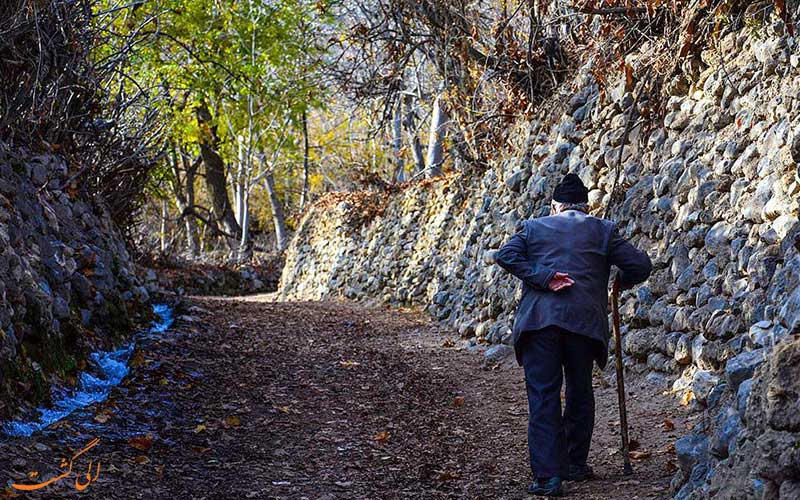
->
[548,272,574,292]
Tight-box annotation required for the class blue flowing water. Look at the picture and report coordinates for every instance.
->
[2,303,174,437]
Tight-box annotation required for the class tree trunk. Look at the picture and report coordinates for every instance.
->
[425,85,446,178]
[236,141,253,261]
[160,198,168,254]
[170,148,200,258]
[239,188,252,261]
[235,137,247,226]
[402,93,425,174]
[200,221,209,253]
[393,96,405,182]
[263,168,288,252]
[183,152,199,258]
[196,103,242,252]
[300,109,311,209]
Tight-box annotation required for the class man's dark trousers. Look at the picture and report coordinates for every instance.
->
[518,325,598,479]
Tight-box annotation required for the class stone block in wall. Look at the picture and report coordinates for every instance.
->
[725,349,766,392]
[276,30,800,499]
[692,370,720,405]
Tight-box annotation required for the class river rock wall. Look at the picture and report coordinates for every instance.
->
[0,148,150,419]
[280,27,800,499]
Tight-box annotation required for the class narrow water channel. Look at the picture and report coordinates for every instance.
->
[2,304,174,437]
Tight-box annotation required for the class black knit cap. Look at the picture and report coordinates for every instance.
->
[552,173,588,204]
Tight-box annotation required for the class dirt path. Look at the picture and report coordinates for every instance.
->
[0,297,689,499]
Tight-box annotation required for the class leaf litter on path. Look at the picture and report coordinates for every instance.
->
[0,297,689,499]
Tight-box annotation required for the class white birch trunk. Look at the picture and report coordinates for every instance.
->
[235,137,246,226]
[426,86,446,178]
[403,93,425,174]
[264,168,288,252]
[239,187,251,259]
[300,109,311,209]
[393,97,405,182]
[160,198,168,254]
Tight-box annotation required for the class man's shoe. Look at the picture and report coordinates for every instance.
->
[567,464,595,482]
[527,477,564,497]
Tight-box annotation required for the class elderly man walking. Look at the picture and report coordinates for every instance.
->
[495,173,652,497]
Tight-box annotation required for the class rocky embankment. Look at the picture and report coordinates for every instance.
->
[280,26,800,499]
[0,149,150,420]
[138,254,283,298]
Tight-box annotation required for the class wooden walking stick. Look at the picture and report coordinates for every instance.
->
[602,62,651,480]
[611,280,634,475]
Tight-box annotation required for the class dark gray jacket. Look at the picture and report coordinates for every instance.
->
[496,210,652,367]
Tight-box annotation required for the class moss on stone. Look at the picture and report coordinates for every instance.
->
[105,294,134,340]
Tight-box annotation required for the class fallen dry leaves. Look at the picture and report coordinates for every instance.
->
[0,298,689,499]
[437,470,461,481]
[223,415,241,427]
[373,431,390,443]
[1,487,18,498]
[127,435,154,452]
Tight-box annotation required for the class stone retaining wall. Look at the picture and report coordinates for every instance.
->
[0,149,150,419]
[280,27,800,499]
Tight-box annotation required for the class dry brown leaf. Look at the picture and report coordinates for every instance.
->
[128,434,153,451]
[663,419,675,431]
[441,338,455,348]
[373,431,390,442]
[438,470,461,481]
[453,396,465,407]
[223,415,241,427]
[629,450,652,460]
[1,487,18,498]
[134,455,150,465]
[681,391,695,406]
[129,351,145,368]
[665,460,678,473]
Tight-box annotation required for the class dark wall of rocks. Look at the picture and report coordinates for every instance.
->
[707,337,800,499]
[138,256,283,297]
[280,28,800,499]
[0,149,150,419]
